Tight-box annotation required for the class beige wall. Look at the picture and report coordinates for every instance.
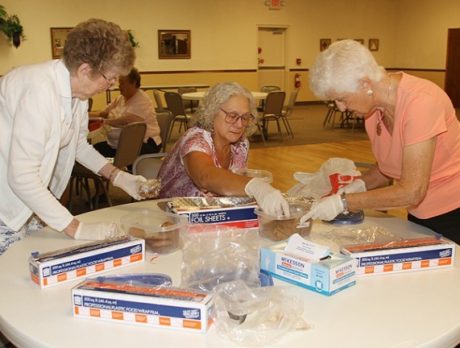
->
[395,0,460,69]
[0,0,458,103]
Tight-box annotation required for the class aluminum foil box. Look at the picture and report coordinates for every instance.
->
[341,238,456,276]
[260,244,356,296]
[29,237,145,288]
[165,197,259,228]
[72,281,213,333]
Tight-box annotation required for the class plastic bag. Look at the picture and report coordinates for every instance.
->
[309,225,404,253]
[181,225,261,292]
[287,157,361,199]
[213,280,308,346]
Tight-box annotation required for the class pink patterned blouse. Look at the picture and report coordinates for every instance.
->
[158,126,249,198]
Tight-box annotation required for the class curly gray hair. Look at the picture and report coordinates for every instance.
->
[63,18,135,78]
[195,82,257,138]
[309,39,385,100]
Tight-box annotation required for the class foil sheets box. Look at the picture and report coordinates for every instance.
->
[165,197,259,229]
[260,244,356,296]
[72,280,213,333]
[29,237,145,288]
[340,237,456,276]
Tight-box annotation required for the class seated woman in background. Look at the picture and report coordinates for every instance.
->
[157,82,289,217]
[90,67,162,156]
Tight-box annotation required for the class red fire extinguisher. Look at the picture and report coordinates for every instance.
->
[294,73,301,88]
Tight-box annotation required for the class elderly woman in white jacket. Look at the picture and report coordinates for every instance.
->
[0,19,148,255]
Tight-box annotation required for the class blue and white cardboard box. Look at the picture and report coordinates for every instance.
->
[260,243,356,296]
[72,281,213,333]
[165,197,259,229]
[341,238,456,276]
[29,237,145,288]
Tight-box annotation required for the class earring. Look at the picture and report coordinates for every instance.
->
[367,89,374,96]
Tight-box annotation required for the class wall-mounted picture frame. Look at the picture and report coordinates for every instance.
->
[50,27,73,59]
[158,29,191,59]
[369,38,379,51]
[320,38,331,51]
[354,39,364,45]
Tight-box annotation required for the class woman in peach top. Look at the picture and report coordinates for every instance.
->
[303,39,460,244]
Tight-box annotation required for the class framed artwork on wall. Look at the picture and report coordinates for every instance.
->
[320,38,331,51]
[369,38,379,51]
[50,27,73,59]
[158,29,191,59]
[354,39,364,45]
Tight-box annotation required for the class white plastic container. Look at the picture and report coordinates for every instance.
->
[121,209,187,254]
[255,203,312,241]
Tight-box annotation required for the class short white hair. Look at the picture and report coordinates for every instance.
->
[309,39,385,99]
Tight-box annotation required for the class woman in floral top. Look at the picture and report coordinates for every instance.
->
[158,82,289,217]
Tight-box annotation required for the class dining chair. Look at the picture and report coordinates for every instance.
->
[280,88,298,138]
[153,89,166,112]
[323,100,340,128]
[132,153,167,179]
[156,110,175,152]
[178,87,198,113]
[258,85,282,111]
[68,122,147,211]
[164,91,192,139]
[323,100,355,129]
[260,91,286,141]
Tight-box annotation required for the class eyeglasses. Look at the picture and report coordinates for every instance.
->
[99,71,118,87]
[220,108,255,126]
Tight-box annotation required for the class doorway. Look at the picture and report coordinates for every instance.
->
[257,26,287,91]
[445,28,460,107]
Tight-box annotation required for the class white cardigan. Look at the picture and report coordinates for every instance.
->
[0,60,108,231]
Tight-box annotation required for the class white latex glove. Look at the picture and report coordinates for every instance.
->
[112,171,147,200]
[338,179,366,194]
[74,222,126,240]
[300,194,344,223]
[245,178,290,217]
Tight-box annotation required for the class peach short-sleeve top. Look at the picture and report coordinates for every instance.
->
[365,73,460,218]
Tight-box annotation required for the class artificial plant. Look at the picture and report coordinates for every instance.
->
[0,5,25,48]
[128,30,139,48]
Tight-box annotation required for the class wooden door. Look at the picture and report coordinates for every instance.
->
[257,27,286,91]
[445,28,460,107]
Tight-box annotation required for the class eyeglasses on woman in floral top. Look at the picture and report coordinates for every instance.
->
[220,108,255,126]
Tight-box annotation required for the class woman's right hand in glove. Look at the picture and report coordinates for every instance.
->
[245,178,290,217]
[338,179,366,194]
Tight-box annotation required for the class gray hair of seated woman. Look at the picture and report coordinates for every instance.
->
[309,39,386,100]
[195,82,257,138]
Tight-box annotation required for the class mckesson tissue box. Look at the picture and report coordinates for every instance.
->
[72,280,213,333]
[29,237,145,288]
[341,237,456,276]
[260,245,356,296]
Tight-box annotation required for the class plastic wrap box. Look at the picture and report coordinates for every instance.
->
[163,198,259,229]
[260,245,356,296]
[72,280,213,333]
[341,238,456,276]
[29,237,145,288]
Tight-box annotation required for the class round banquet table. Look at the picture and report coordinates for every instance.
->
[181,91,268,101]
[0,200,459,348]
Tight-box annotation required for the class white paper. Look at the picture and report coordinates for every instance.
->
[284,233,330,261]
